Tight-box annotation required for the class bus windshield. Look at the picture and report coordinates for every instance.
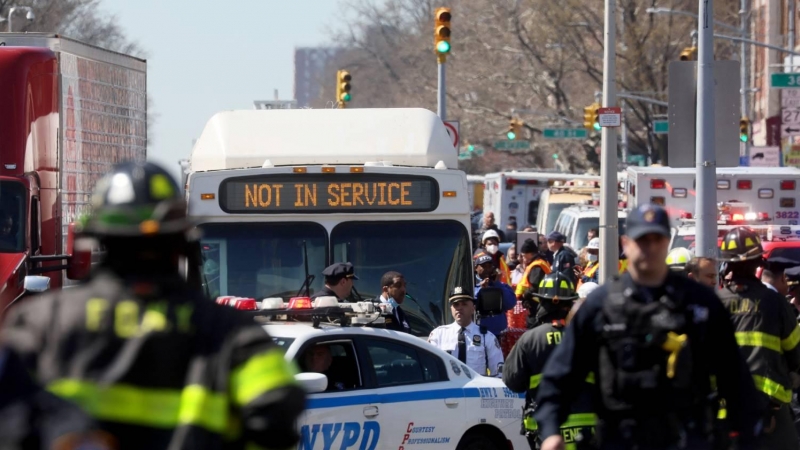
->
[331,220,473,336]
[198,222,328,300]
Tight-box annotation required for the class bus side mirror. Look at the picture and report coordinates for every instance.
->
[66,223,91,280]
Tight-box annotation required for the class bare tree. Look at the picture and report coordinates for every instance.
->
[318,0,743,172]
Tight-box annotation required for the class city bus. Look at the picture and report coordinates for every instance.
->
[185,108,473,336]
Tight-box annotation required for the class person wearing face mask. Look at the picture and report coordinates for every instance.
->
[473,254,518,337]
[479,229,511,284]
[374,271,411,333]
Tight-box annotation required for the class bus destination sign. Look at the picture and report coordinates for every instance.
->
[220,173,439,213]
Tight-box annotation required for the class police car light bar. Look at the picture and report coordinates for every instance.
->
[216,296,258,311]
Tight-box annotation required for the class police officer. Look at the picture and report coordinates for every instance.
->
[666,247,693,274]
[717,227,800,450]
[534,203,763,450]
[515,239,553,329]
[427,287,504,377]
[546,231,577,283]
[504,273,595,450]
[312,262,358,300]
[2,162,306,450]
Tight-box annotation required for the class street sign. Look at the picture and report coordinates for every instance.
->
[667,60,740,168]
[782,108,800,137]
[771,73,800,89]
[783,89,800,108]
[493,140,531,150]
[598,107,622,127]
[443,120,460,148]
[749,146,781,167]
[457,152,472,160]
[542,128,587,139]
[627,154,647,165]
[653,120,669,134]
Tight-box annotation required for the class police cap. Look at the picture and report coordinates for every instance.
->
[448,286,474,304]
[474,254,493,266]
[546,231,566,243]
[625,203,671,240]
[786,265,800,287]
[322,262,359,280]
[765,255,800,273]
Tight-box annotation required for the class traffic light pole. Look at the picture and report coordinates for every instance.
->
[599,0,619,285]
[695,0,717,259]
[437,54,446,121]
[740,0,749,158]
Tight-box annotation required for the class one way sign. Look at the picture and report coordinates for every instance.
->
[783,107,800,137]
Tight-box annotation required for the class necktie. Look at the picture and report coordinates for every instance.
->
[457,327,467,363]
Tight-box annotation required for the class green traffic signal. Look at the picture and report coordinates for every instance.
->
[593,122,601,131]
[740,133,748,143]
[342,93,352,102]
[436,41,451,54]
[507,131,516,140]
[553,154,559,159]
[468,145,475,152]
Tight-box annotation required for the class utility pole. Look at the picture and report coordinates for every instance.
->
[695,0,717,258]
[434,7,452,120]
[741,0,749,157]
[599,0,619,284]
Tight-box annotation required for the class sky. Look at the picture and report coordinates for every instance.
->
[102,0,341,180]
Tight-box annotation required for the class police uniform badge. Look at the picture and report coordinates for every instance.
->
[472,335,482,346]
[450,360,462,375]
[453,286,463,295]
[644,209,656,222]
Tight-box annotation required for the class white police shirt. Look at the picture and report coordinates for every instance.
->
[427,321,504,377]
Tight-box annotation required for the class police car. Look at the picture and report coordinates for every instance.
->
[222,295,528,450]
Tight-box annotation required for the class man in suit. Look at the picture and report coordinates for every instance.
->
[375,271,411,333]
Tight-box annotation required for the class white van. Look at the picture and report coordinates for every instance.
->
[553,205,628,250]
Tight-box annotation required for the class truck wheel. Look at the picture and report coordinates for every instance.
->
[456,434,501,450]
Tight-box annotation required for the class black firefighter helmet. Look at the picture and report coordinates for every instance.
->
[718,226,765,263]
[78,161,192,238]
[533,272,579,303]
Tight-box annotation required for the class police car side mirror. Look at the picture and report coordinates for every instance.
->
[295,372,328,393]
[23,275,49,293]
[476,287,504,317]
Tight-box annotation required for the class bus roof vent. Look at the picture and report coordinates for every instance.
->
[435,160,447,170]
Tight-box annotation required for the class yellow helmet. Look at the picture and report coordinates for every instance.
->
[666,247,693,270]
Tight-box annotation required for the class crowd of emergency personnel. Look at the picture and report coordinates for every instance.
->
[2,160,800,450]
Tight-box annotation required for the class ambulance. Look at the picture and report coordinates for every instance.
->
[467,175,485,211]
[536,180,603,235]
[185,108,473,337]
[483,171,599,231]
[623,166,800,226]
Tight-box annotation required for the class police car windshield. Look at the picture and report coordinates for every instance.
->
[331,220,473,337]
[198,222,327,300]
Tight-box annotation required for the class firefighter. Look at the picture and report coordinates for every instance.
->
[515,238,553,329]
[2,162,306,450]
[504,272,595,449]
[666,247,693,274]
[718,226,800,450]
[533,204,763,450]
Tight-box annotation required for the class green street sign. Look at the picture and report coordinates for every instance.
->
[458,152,472,160]
[493,140,531,150]
[627,154,647,165]
[771,73,800,88]
[542,128,587,139]
[653,120,669,134]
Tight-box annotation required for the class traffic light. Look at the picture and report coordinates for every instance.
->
[583,103,600,131]
[679,46,697,61]
[739,117,750,143]
[507,119,523,140]
[434,7,452,55]
[336,70,352,108]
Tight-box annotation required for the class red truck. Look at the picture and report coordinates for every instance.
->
[0,33,147,310]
